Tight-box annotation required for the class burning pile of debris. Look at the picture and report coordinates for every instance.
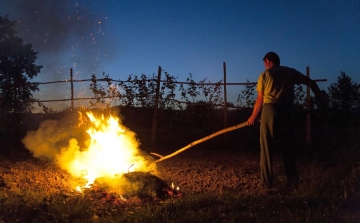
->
[0,156,183,220]
[2,110,181,204]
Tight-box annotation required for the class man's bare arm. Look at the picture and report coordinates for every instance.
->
[247,91,263,125]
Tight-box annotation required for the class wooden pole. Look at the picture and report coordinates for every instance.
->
[306,66,311,147]
[223,62,228,143]
[70,68,74,110]
[151,66,162,147]
[151,122,248,163]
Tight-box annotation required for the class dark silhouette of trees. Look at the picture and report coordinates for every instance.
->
[0,15,42,113]
[294,85,306,106]
[328,71,360,112]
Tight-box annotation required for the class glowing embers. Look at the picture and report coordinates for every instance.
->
[56,111,156,192]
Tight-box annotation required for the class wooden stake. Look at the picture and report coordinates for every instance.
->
[151,122,248,163]
[223,62,228,143]
[70,68,74,110]
[306,66,311,147]
[151,66,162,147]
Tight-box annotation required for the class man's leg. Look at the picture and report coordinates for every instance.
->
[277,105,299,187]
[259,104,275,188]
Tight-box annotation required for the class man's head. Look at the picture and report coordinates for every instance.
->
[263,52,280,69]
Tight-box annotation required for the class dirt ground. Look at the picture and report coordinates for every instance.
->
[155,149,261,194]
[0,147,282,200]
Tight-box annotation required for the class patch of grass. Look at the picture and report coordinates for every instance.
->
[100,188,359,223]
[1,177,359,223]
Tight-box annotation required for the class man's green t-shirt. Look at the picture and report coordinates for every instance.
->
[256,66,307,104]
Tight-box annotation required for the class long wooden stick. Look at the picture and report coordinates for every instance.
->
[151,122,248,163]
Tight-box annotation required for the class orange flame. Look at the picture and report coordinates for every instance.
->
[55,111,156,191]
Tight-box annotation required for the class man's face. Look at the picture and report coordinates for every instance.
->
[263,59,272,69]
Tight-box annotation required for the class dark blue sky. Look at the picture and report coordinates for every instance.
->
[1,0,359,110]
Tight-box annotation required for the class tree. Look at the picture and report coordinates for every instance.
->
[0,15,42,113]
[328,72,360,111]
[294,84,306,106]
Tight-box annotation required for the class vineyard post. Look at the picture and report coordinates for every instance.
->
[223,62,228,143]
[70,68,74,110]
[306,66,311,147]
[151,66,162,147]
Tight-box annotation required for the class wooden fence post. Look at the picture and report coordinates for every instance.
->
[223,62,228,143]
[306,66,311,147]
[151,66,162,147]
[70,68,74,110]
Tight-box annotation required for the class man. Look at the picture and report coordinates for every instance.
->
[247,52,323,190]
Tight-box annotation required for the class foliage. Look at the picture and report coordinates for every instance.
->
[90,71,227,110]
[159,71,180,110]
[89,72,121,108]
[131,73,157,108]
[328,71,360,111]
[237,80,256,108]
[294,84,306,106]
[197,78,223,108]
[183,101,220,133]
[179,73,201,103]
[0,15,42,113]
[119,74,151,107]
[118,74,137,107]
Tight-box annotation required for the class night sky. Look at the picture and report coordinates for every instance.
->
[1,0,359,110]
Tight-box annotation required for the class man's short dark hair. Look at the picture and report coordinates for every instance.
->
[263,52,280,65]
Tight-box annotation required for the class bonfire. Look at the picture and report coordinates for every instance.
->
[22,110,181,201]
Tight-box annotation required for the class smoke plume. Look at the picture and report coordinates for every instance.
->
[0,1,120,109]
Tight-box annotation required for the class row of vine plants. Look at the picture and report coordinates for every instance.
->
[88,70,307,110]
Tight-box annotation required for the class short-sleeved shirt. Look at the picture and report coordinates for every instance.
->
[256,66,307,104]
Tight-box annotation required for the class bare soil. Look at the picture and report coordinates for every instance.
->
[0,147,284,200]
[155,149,261,194]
